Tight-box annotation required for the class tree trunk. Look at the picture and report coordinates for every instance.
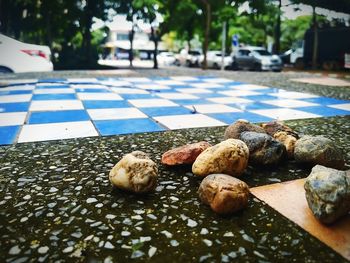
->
[129,24,135,67]
[151,26,158,69]
[274,0,281,54]
[201,0,211,70]
[312,5,318,69]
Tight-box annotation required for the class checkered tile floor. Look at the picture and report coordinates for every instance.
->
[0,76,349,145]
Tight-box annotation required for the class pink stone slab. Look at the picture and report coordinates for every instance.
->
[290,77,350,86]
[250,179,350,261]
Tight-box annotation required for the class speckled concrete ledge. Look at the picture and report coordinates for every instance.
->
[0,116,349,262]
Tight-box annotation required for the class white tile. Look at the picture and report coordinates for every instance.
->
[202,78,233,83]
[30,100,84,111]
[231,84,270,90]
[77,93,123,101]
[154,80,186,86]
[170,76,199,81]
[219,90,260,97]
[128,99,178,108]
[100,80,132,87]
[121,77,151,82]
[156,93,199,100]
[328,103,350,111]
[110,87,150,94]
[36,83,67,87]
[71,84,107,89]
[0,94,32,103]
[207,97,253,104]
[18,121,98,143]
[87,108,147,120]
[261,99,319,108]
[134,84,171,90]
[190,83,224,89]
[33,88,75,94]
[176,88,212,94]
[184,104,242,113]
[0,85,35,91]
[269,90,319,99]
[250,108,321,120]
[154,114,225,129]
[0,112,27,126]
[66,78,98,83]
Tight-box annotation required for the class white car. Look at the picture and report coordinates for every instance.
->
[202,51,232,69]
[0,34,53,73]
[157,52,176,66]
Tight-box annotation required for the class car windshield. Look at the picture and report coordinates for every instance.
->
[189,51,201,55]
[253,50,271,56]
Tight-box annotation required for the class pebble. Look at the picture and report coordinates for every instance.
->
[9,245,21,255]
[38,246,49,254]
[86,198,98,204]
[203,239,213,247]
[187,219,198,227]
[104,241,115,249]
[121,231,131,237]
[200,228,209,235]
[63,246,74,253]
[20,217,28,223]
[148,246,157,258]
[161,230,173,238]
[170,240,179,247]
[49,187,58,193]
[23,195,31,200]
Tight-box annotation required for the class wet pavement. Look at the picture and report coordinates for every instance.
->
[0,69,349,262]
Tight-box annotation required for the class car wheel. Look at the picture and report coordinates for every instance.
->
[254,63,262,71]
[213,63,220,70]
[174,60,180,67]
[231,61,238,70]
[295,58,304,70]
[185,60,191,67]
[0,66,13,74]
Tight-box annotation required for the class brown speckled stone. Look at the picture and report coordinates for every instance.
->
[192,139,249,177]
[198,174,249,215]
[224,119,266,140]
[274,131,297,159]
[261,121,299,138]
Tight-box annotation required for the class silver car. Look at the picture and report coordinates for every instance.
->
[232,46,283,71]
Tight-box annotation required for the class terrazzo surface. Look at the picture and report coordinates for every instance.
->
[0,116,349,262]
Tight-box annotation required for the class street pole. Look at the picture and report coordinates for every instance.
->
[221,21,226,71]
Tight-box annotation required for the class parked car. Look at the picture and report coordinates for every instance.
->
[174,49,202,67]
[232,46,283,71]
[157,51,176,66]
[0,33,53,73]
[201,51,232,69]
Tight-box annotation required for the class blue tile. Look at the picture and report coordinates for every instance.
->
[32,94,77,100]
[75,88,111,93]
[296,106,350,117]
[94,118,165,136]
[208,112,273,125]
[35,84,70,89]
[0,125,20,145]
[119,94,157,100]
[28,110,90,124]
[0,90,32,95]
[0,102,30,112]
[140,106,192,117]
[83,100,131,109]
[38,78,67,83]
[300,97,350,105]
